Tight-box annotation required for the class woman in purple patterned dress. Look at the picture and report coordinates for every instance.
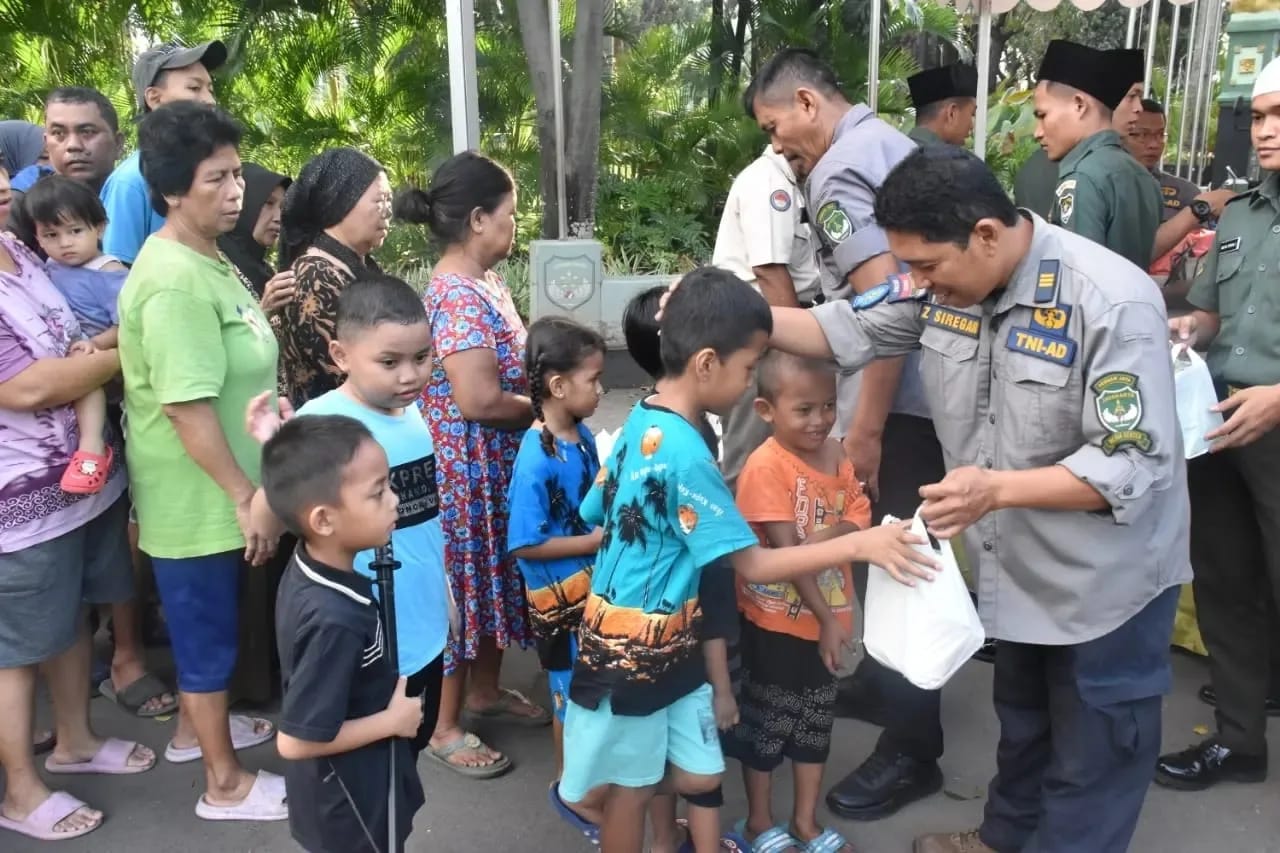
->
[395,151,548,777]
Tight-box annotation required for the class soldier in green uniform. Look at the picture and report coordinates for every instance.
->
[1034,41,1167,267]
[1015,46,1148,220]
[1033,41,1160,269]
[1156,55,1280,793]
[906,63,977,147]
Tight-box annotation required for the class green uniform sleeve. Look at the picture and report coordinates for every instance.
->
[1057,173,1109,248]
[138,290,227,404]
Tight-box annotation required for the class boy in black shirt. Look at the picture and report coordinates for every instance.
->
[261,414,426,853]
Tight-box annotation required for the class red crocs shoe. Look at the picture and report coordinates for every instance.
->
[60,447,113,495]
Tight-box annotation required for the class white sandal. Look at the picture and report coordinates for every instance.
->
[194,770,288,822]
[165,714,274,763]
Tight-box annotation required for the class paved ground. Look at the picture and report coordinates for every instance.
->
[6,388,1279,852]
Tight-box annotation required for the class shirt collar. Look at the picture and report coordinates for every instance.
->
[1058,129,1123,173]
[294,544,374,605]
[761,146,799,186]
[911,125,944,146]
[1250,172,1280,210]
[832,104,874,145]
[993,211,1060,313]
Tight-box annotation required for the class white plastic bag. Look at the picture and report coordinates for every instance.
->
[863,509,985,690]
[1171,345,1224,460]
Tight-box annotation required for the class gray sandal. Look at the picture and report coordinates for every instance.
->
[426,732,512,779]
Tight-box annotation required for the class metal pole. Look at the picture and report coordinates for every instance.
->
[549,0,568,239]
[1145,0,1161,95]
[1165,3,1182,108]
[1127,6,1139,49]
[445,0,481,152]
[1176,0,1201,175]
[868,0,882,111]
[1200,0,1225,182]
[1189,0,1221,185]
[371,544,402,853]
[975,0,992,161]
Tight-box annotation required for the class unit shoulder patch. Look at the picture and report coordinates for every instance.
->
[1090,371,1152,455]
[1055,179,1077,225]
[770,189,792,212]
[816,200,852,243]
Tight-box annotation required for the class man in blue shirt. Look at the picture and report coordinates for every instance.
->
[101,39,226,264]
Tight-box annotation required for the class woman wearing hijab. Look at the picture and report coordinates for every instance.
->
[0,120,46,177]
[274,147,391,408]
[216,162,294,709]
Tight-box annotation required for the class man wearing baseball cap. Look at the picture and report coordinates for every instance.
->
[100,40,227,264]
[1031,40,1161,269]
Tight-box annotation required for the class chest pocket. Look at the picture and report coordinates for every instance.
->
[1001,352,1081,460]
[1212,250,1248,320]
[919,326,980,455]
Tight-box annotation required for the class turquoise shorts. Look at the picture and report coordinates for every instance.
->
[558,683,724,803]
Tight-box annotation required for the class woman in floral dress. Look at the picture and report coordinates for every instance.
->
[396,151,548,777]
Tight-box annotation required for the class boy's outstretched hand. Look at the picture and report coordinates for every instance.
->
[386,676,425,739]
[245,390,296,444]
[850,521,938,587]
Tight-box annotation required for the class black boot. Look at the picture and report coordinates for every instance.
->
[826,749,943,820]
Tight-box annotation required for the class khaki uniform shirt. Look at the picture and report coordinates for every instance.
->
[810,213,1191,644]
[712,148,820,304]
[1187,172,1280,388]
[1050,130,1162,270]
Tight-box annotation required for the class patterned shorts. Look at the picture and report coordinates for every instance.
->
[723,618,838,771]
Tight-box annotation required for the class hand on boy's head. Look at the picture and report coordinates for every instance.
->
[653,275,683,323]
[245,391,295,445]
[386,676,425,738]
[918,466,998,539]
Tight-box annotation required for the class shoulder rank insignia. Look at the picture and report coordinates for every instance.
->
[849,273,922,310]
[920,303,980,338]
[1005,326,1077,366]
[1029,303,1072,338]
[1034,259,1060,304]
[1091,371,1152,455]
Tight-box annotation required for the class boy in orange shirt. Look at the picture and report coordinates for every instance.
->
[725,351,871,853]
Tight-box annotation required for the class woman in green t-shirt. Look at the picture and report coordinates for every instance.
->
[117,101,287,823]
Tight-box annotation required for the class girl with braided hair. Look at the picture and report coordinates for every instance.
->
[507,317,607,831]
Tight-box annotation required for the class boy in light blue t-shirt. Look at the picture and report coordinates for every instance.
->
[252,272,454,758]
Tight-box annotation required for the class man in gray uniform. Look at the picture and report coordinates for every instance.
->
[765,146,1189,853]
[907,63,978,147]
[746,48,947,819]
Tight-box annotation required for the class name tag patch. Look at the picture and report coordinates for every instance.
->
[1029,303,1072,337]
[1006,327,1077,366]
[1219,237,1241,254]
[920,303,980,338]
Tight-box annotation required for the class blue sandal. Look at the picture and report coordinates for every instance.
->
[800,827,853,853]
[548,781,599,845]
[675,817,753,851]
[733,819,801,852]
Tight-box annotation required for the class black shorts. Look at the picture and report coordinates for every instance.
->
[406,653,445,759]
[723,619,837,771]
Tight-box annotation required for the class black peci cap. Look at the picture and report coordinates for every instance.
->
[908,63,979,110]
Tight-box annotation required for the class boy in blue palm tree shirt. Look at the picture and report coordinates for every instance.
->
[560,267,937,852]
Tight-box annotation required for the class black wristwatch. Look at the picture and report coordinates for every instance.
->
[1190,199,1214,224]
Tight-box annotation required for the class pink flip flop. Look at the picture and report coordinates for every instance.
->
[194,770,288,822]
[44,737,154,775]
[0,790,102,841]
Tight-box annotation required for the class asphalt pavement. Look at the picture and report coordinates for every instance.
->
[5,388,1278,852]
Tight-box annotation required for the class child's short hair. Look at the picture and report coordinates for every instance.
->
[756,350,836,401]
[24,174,108,229]
[261,414,374,538]
[623,285,665,380]
[659,266,772,377]
[335,272,427,340]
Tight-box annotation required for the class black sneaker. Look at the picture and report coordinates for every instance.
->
[1154,739,1267,791]
[826,750,944,820]
[1197,684,1280,717]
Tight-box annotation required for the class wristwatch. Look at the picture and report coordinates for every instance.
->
[1190,199,1214,224]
